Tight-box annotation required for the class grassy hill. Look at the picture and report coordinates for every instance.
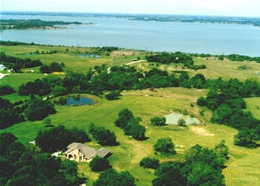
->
[1,44,260,185]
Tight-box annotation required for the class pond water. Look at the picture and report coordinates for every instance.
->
[165,113,200,125]
[65,97,95,106]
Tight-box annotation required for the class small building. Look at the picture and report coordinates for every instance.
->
[64,142,111,162]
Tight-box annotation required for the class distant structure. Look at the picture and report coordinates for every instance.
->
[64,142,111,162]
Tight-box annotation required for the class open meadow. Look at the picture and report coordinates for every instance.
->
[1,44,260,185]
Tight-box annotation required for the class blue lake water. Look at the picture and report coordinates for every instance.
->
[66,97,95,106]
[1,14,260,56]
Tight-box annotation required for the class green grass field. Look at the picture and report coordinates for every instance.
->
[244,97,260,120]
[1,45,260,185]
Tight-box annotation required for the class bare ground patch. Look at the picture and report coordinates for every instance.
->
[189,126,214,136]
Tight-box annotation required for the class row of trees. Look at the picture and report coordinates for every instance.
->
[0,132,84,186]
[115,108,146,140]
[0,52,42,71]
[0,19,81,30]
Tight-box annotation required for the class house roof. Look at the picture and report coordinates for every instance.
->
[65,142,110,159]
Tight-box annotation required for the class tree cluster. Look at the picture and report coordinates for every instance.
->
[89,123,117,146]
[105,90,121,100]
[40,62,64,73]
[146,51,207,69]
[0,52,42,71]
[0,132,83,186]
[89,156,111,172]
[93,168,135,186]
[151,116,166,126]
[0,97,25,129]
[0,84,15,95]
[24,97,56,121]
[115,109,146,140]
[152,142,228,186]
[35,125,90,152]
[197,78,260,148]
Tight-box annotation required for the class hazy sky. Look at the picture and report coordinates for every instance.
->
[1,0,260,17]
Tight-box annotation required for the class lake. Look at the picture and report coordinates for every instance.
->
[1,14,260,56]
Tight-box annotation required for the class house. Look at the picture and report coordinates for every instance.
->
[64,142,111,162]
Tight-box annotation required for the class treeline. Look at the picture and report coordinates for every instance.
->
[0,96,56,129]
[2,64,260,148]
[0,132,85,186]
[0,19,81,30]
[0,40,35,46]
[197,78,260,148]
[0,52,42,71]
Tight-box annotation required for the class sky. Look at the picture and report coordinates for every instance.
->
[1,0,260,17]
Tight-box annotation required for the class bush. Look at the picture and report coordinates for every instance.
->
[151,116,166,126]
[140,157,159,169]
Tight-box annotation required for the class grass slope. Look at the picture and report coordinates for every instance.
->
[2,89,260,186]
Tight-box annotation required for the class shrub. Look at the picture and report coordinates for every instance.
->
[140,157,159,169]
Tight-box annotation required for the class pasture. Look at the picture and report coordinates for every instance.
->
[1,44,260,185]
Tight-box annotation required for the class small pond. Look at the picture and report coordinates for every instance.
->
[66,97,95,106]
[77,54,100,58]
[55,96,95,106]
[165,113,200,125]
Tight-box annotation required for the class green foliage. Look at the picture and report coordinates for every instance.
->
[43,118,51,127]
[40,62,64,73]
[0,98,25,129]
[24,98,56,121]
[151,116,166,126]
[51,85,68,96]
[93,168,136,186]
[89,156,111,172]
[177,118,187,127]
[153,162,186,186]
[89,123,117,146]
[140,157,159,169]
[0,52,42,70]
[35,125,90,152]
[0,132,82,186]
[115,109,146,140]
[105,90,121,100]
[153,137,175,156]
[0,85,15,95]
[214,140,229,160]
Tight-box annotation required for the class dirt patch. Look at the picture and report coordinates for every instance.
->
[111,51,133,56]
[52,72,65,74]
[189,126,214,136]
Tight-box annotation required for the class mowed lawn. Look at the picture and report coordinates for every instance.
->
[2,88,260,186]
[244,97,260,120]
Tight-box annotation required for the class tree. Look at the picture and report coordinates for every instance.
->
[130,124,146,140]
[94,168,135,186]
[0,85,15,95]
[105,90,121,100]
[153,137,175,156]
[140,157,159,169]
[177,118,187,127]
[24,98,56,121]
[89,156,111,172]
[51,85,68,96]
[151,116,166,126]
[43,118,52,127]
[152,162,187,186]
[115,108,134,129]
[89,124,117,146]
[214,140,229,160]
